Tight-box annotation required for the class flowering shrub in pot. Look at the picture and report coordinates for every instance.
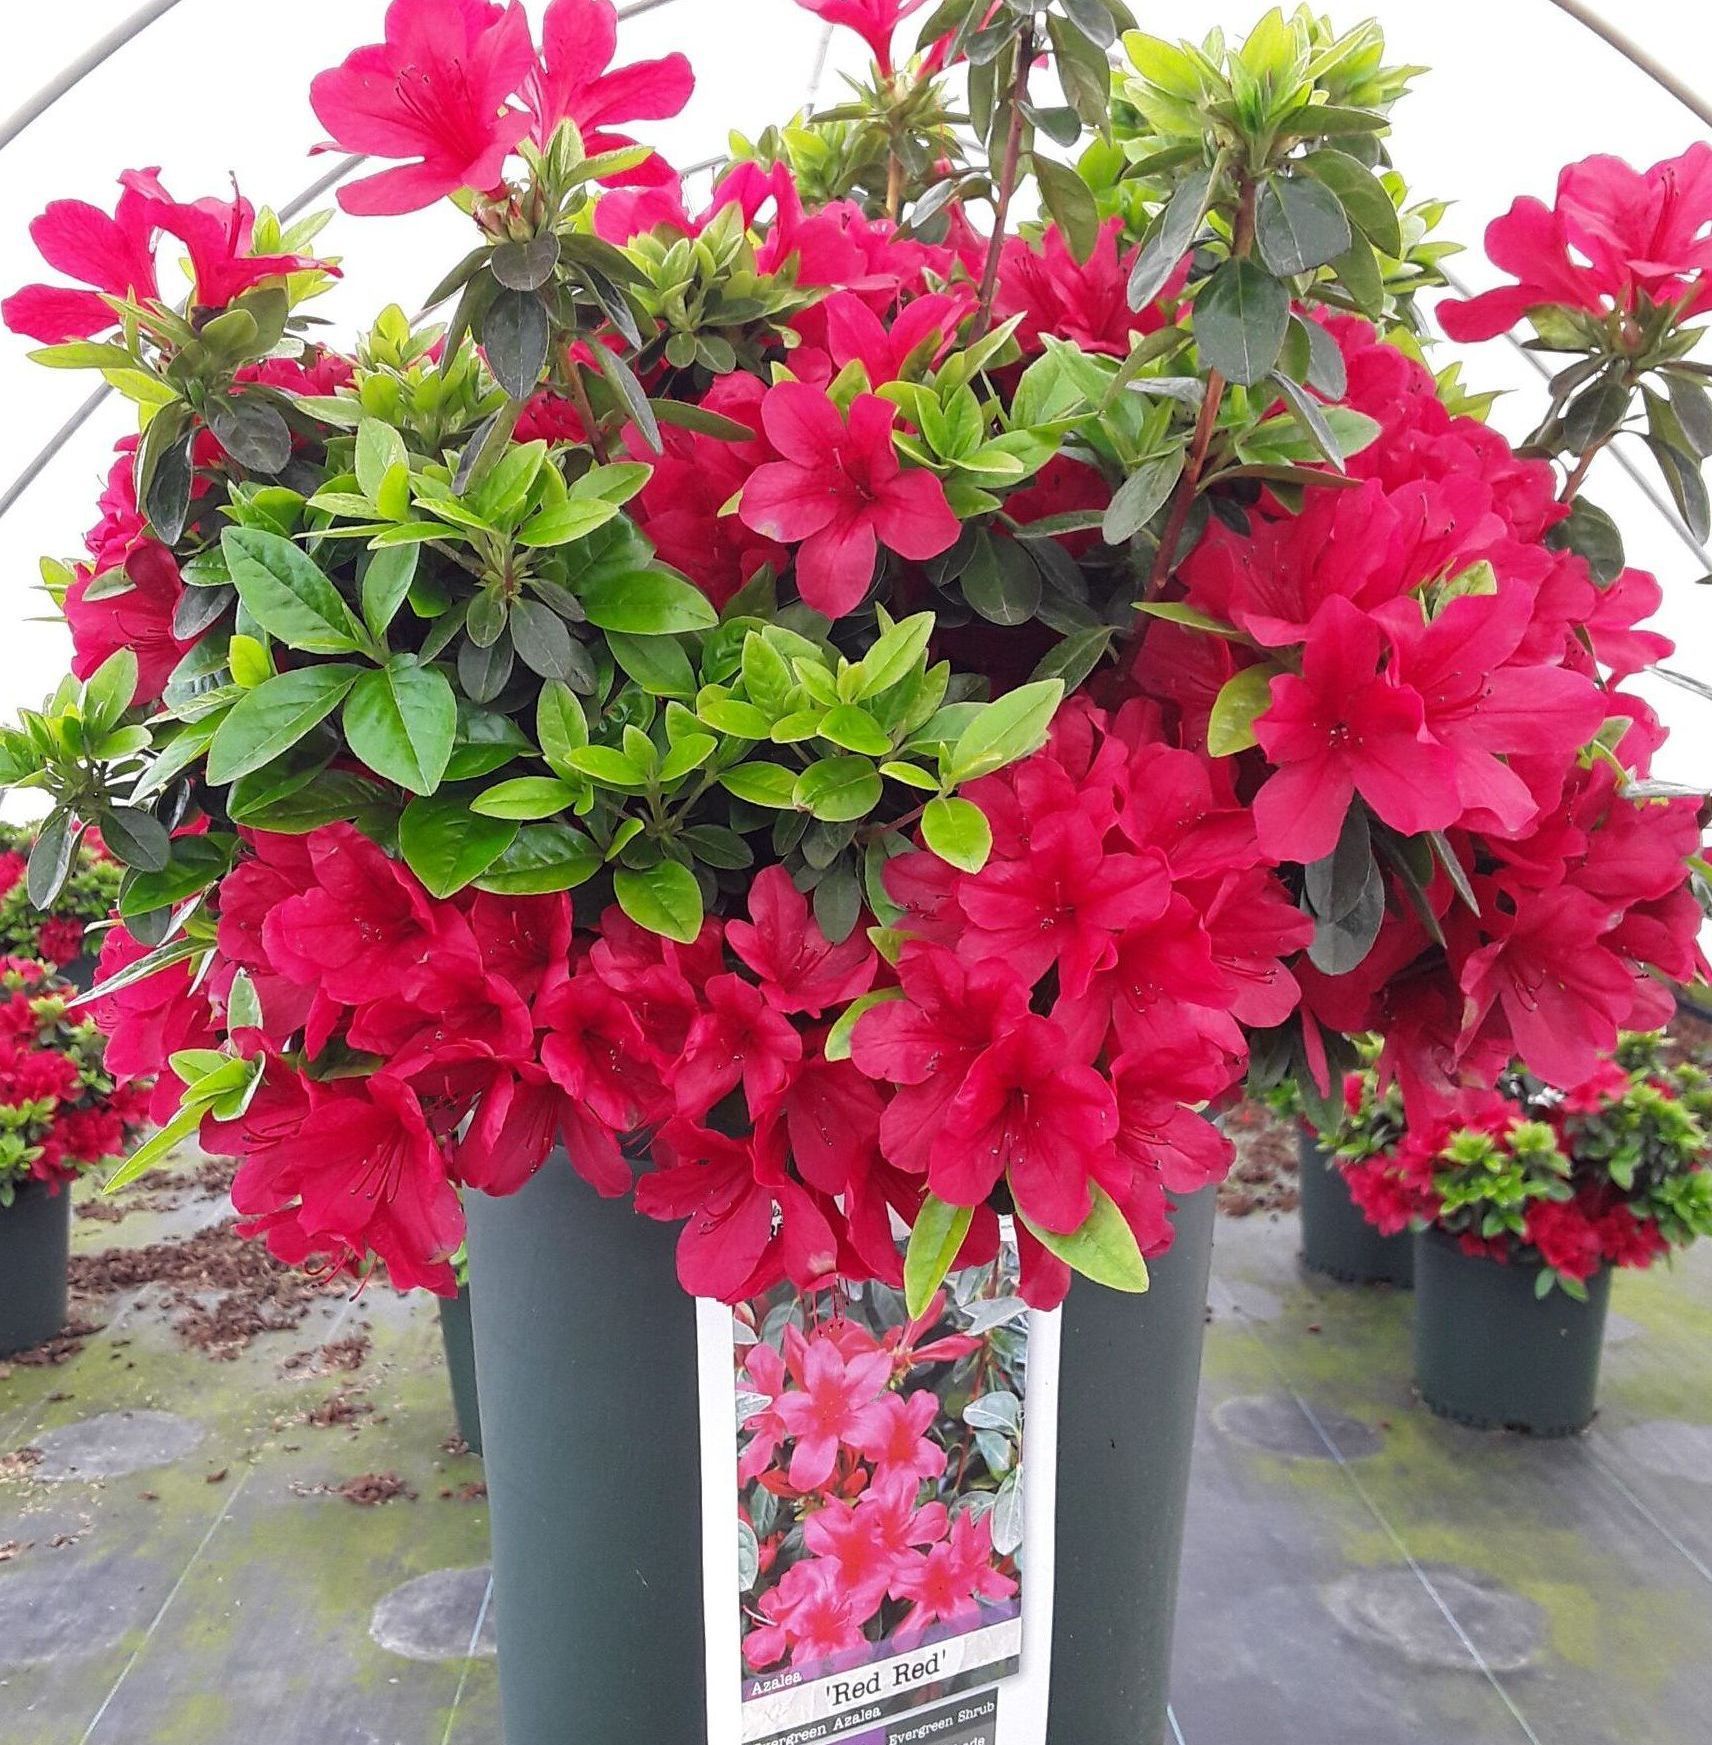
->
[1338,1037,1712,1432]
[0,959,149,1356]
[0,0,1707,1736]
[0,823,120,986]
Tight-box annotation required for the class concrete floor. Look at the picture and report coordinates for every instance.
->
[2,1157,1709,1744]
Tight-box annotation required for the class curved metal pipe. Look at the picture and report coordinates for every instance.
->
[1542,0,1712,132]
[0,0,188,155]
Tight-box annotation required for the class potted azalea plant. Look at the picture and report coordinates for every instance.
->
[0,958,149,1356]
[0,0,1708,1739]
[1279,1054,1415,1286]
[1341,1038,1712,1435]
[0,822,121,988]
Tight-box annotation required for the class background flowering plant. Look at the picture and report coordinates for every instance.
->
[0,822,118,972]
[0,1,1704,1314]
[0,958,149,1207]
[1333,1036,1712,1297]
[736,1259,1025,1677]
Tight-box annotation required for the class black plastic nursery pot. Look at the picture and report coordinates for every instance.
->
[436,1284,482,1456]
[466,1155,1217,1745]
[0,1177,73,1359]
[1297,1131,1414,1287]
[1412,1227,1612,1436]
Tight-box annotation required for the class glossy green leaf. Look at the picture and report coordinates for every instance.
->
[399,793,518,897]
[207,664,360,784]
[1206,664,1280,756]
[614,860,704,944]
[948,679,1064,781]
[343,659,457,794]
[904,1195,976,1318]
[471,776,579,819]
[474,823,601,895]
[794,757,884,822]
[221,527,368,654]
[1194,258,1290,387]
[580,569,719,634]
[1020,1186,1150,1293]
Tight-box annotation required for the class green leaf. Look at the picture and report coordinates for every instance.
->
[355,419,409,502]
[580,569,719,634]
[1035,155,1101,262]
[1206,664,1279,756]
[361,544,419,643]
[82,649,139,736]
[1129,163,1216,310]
[720,763,801,808]
[794,757,884,823]
[1104,449,1185,543]
[227,635,272,689]
[517,498,621,548]
[594,344,662,453]
[399,793,518,897]
[1029,625,1114,690]
[471,776,579,819]
[659,733,716,784]
[483,287,551,399]
[818,705,892,755]
[948,679,1063,781]
[904,1195,976,1318]
[614,860,704,944]
[566,745,649,786]
[1268,372,1351,471]
[491,234,561,291]
[1298,149,1402,256]
[206,664,360,784]
[1331,233,1383,316]
[221,527,368,654]
[961,533,1042,626]
[104,1100,208,1194]
[824,988,905,1062]
[855,612,935,697]
[97,805,171,873]
[608,629,695,697]
[1256,175,1352,276]
[1194,259,1290,387]
[117,835,235,918]
[474,823,601,895]
[1020,1186,1150,1293]
[1135,601,1243,637]
[536,680,589,777]
[343,659,458,794]
[922,796,992,873]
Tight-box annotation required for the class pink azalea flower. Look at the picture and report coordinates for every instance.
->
[848,1387,948,1489]
[803,1475,946,1614]
[726,866,878,1017]
[793,0,931,78]
[743,1559,868,1672]
[522,0,692,181]
[890,1511,1017,1647]
[310,0,537,216]
[738,383,960,617]
[1251,597,1462,863]
[2,176,161,342]
[771,1336,894,1491]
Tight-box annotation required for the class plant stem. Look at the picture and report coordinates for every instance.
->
[887,150,905,223]
[564,362,610,465]
[973,26,1034,337]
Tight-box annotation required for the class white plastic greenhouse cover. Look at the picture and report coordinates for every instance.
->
[0,0,1707,803]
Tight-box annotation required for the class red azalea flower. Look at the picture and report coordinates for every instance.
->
[1524,1198,1604,1281]
[65,543,195,707]
[851,942,1032,1177]
[817,288,973,385]
[932,1014,1118,1233]
[1440,144,1712,339]
[537,969,668,1132]
[738,383,960,617]
[1252,598,1461,863]
[522,0,692,179]
[638,1114,840,1302]
[726,866,878,1017]
[675,973,803,1116]
[954,809,1171,998]
[231,1070,465,1294]
[310,0,537,216]
[744,1559,869,1672]
[90,924,217,1124]
[793,0,931,77]
[998,217,1181,355]
[2,174,162,342]
[36,917,86,967]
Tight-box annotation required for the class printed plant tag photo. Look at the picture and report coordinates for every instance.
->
[701,1236,1060,1745]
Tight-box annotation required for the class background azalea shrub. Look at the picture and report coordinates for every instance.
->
[0,959,150,1206]
[0,1,1706,1313]
[0,823,118,970]
[1330,1036,1712,1297]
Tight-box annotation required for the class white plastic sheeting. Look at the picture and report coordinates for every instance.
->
[0,0,1706,785]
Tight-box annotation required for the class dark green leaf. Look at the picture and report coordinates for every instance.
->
[221,528,368,653]
[594,344,662,454]
[26,812,77,907]
[1307,842,1384,973]
[1129,164,1216,310]
[1546,497,1625,587]
[483,288,551,400]
[1194,259,1290,387]
[509,598,580,682]
[474,823,601,895]
[1304,804,1374,924]
[97,805,171,873]
[1103,449,1185,543]
[207,393,292,473]
[491,234,561,291]
[1297,149,1401,256]
[144,425,195,545]
[1035,155,1100,262]
[118,835,236,917]
[1257,176,1352,277]
[962,532,1044,624]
